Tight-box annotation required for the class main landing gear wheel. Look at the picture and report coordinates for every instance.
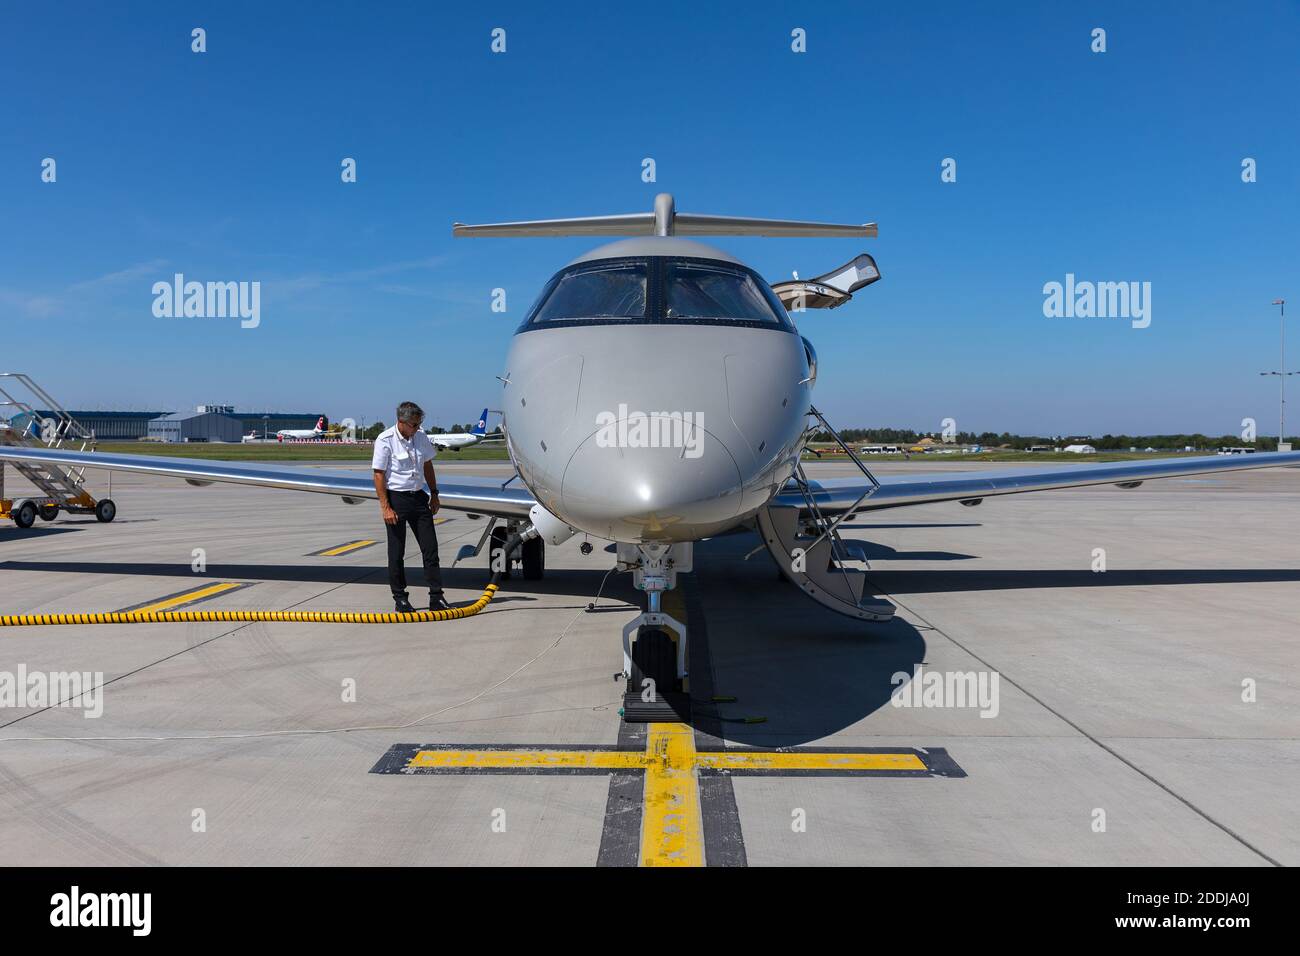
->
[13,501,38,529]
[623,627,688,722]
[521,536,544,580]
[38,504,59,522]
[94,499,117,523]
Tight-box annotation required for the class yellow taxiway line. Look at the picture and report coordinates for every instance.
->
[127,582,245,615]
[403,725,936,867]
[640,723,706,866]
[317,539,377,557]
[389,579,957,866]
[408,749,645,771]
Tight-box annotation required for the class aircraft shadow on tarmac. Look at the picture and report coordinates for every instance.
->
[670,535,1300,747]
[6,546,1299,748]
[682,534,926,746]
[839,522,983,530]
[0,527,83,541]
[854,541,975,561]
[862,567,1300,594]
[0,559,624,599]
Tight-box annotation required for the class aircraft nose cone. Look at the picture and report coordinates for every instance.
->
[560,421,744,542]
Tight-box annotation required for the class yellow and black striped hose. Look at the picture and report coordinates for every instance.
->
[0,534,521,628]
[0,583,498,627]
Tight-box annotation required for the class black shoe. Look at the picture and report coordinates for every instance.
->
[429,594,451,611]
[394,597,415,614]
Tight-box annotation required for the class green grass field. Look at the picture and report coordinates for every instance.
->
[95,442,512,462]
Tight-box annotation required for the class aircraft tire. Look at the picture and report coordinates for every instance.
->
[630,627,676,698]
[521,536,544,579]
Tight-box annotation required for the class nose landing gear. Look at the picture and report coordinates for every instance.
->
[620,542,692,723]
[623,626,688,722]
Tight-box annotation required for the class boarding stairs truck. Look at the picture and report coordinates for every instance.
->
[0,372,116,528]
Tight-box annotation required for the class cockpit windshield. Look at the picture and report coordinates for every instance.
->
[530,262,648,323]
[522,257,792,330]
[664,262,784,324]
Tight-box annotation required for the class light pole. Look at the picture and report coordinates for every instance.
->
[1260,299,1294,452]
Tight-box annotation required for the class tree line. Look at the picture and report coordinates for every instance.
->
[809,428,1292,451]
[359,422,505,440]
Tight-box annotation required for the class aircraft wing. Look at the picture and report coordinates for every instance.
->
[0,446,536,518]
[775,451,1300,514]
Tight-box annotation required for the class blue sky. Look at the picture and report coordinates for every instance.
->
[1,1,1297,434]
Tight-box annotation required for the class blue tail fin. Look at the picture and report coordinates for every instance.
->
[470,409,489,435]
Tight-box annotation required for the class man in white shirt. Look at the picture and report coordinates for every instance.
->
[372,401,448,613]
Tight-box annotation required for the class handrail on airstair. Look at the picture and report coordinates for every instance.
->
[749,406,895,622]
[0,373,107,527]
[798,406,882,558]
[0,372,97,444]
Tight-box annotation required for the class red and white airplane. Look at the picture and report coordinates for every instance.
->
[276,416,328,441]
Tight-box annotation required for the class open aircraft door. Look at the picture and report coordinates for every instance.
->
[771,253,881,311]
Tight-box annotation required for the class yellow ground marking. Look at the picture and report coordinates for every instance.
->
[128,582,244,615]
[409,749,645,771]
[400,729,934,867]
[319,539,376,556]
[640,723,706,867]
[315,518,445,557]
[374,568,960,863]
[695,751,926,772]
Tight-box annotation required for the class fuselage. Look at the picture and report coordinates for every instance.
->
[502,237,813,543]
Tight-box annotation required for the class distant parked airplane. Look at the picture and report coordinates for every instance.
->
[276,416,328,441]
[428,409,501,451]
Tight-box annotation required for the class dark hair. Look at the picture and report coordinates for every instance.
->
[396,402,424,425]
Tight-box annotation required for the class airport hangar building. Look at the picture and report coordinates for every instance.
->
[8,409,326,442]
[147,410,245,443]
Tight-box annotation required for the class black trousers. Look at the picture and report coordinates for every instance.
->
[385,489,443,599]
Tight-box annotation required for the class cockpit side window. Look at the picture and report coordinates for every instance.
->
[664,262,785,324]
[529,262,647,324]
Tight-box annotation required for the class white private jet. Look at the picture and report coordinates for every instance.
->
[4,194,1299,721]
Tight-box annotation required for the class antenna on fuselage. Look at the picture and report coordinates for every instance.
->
[452,193,877,239]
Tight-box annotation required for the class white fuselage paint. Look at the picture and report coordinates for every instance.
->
[503,313,811,544]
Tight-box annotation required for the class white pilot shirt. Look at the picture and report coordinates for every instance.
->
[372,425,438,492]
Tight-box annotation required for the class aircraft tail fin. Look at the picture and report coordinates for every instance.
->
[453,194,875,239]
[471,409,489,436]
